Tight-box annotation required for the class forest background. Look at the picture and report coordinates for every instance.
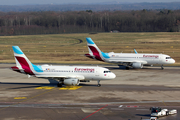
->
[1,3,180,64]
[0,9,180,35]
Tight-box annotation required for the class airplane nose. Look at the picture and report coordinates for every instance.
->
[173,59,175,63]
[111,73,116,79]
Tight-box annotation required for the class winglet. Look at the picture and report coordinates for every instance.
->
[134,49,138,54]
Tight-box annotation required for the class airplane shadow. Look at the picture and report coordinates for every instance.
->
[0,82,98,89]
[105,66,128,70]
[79,83,97,87]
[105,66,163,70]
[0,82,57,89]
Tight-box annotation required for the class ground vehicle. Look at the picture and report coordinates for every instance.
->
[150,117,158,120]
[150,107,177,117]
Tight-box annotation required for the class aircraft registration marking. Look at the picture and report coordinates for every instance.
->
[14,97,27,99]
[35,86,55,90]
[59,86,82,90]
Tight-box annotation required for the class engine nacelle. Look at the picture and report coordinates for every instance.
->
[132,62,143,68]
[64,78,80,86]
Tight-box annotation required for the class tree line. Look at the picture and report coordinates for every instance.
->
[0,9,180,35]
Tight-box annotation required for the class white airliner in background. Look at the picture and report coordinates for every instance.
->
[11,46,116,87]
[85,38,175,69]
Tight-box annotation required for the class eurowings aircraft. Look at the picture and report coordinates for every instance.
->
[11,46,116,87]
[85,38,175,69]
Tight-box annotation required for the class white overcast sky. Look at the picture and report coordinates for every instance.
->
[1,0,180,5]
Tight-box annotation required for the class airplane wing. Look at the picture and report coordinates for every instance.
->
[106,59,147,64]
[35,75,66,78]
[35,74,85,80]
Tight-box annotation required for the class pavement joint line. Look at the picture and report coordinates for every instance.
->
[111,108,124,110]
[0,87,57,111]
[0,100,180,106]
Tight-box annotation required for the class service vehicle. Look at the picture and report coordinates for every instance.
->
[150,107,177,117]
[150,117,158,120]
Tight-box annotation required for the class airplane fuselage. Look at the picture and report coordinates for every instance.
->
[12,65,115,81]
[103,53,175,65]
[32,65,115,81]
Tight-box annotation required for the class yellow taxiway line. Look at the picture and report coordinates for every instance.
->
[35,86,55,90]
[35,86,82,90]
[0,87,56,111]
[59,86,82,90]
[14,97,27,99]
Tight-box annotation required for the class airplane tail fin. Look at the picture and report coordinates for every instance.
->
[11,46,37,75]
[85,37,110,61]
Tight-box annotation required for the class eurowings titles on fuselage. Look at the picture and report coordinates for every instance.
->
[11,46,116,87]
[85,38,175,69]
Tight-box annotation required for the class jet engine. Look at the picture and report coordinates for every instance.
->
[64,78,80,86]
[132,62,143,68]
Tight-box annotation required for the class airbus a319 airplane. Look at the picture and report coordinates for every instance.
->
[85,38,175,69]
[11,46,116,87]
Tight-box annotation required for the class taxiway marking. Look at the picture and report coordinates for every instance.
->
[59,86,82,90]
[14,97,27,99]
[35,86,55,90]
[119,105,123,107]
[34,86,82,90]
[126,105,139,108]
[0,87,56,111]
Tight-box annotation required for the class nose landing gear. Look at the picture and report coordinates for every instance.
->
[97,80,101,87]
[161,65,164,70]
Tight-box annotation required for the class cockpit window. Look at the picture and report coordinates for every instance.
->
[104,71,111,73]
[166,57,172,59]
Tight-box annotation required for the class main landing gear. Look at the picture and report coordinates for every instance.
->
[97,80,101,87]
[57,82,62,87]
[118,65,130,70]
[161,65,164,70]
[126,67,130,70]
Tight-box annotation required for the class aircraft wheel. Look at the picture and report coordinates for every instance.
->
[97,80,101,87]
[57,83,62,87]
[166,111,169,116]
[161,65,164,70]
[126,67,129,70]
